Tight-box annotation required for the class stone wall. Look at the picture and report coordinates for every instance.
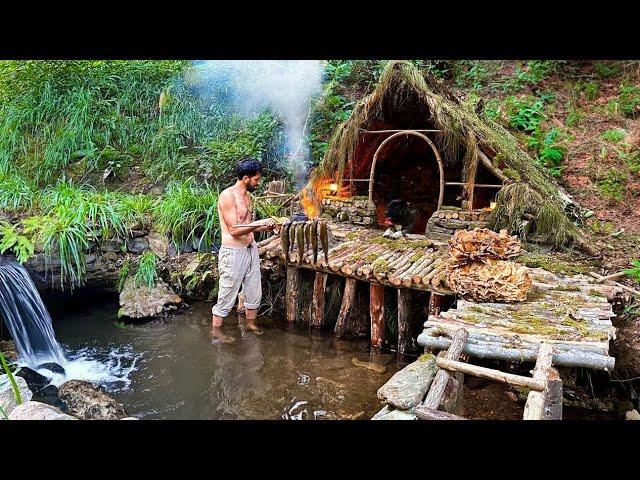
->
[320,196,377,227]
[426,207,490,238]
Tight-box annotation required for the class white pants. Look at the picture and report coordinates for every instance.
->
[211,242,261,318]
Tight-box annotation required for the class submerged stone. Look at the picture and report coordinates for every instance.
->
[37,362,66,375]
[58,380,127,420]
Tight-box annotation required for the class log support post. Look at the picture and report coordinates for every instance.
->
[523,343,555,420]
[428,292,443,317]
[311,272,328,327]
[285,267,300,323]
[397,289,414,358]
[423,328,468,410]
[370,284,385,348]
[335,278,357,338]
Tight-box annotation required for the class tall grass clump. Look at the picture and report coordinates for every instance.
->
[134,251,159,289]
[153,180,219,250]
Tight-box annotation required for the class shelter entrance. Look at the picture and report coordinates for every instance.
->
[368,131,444,233]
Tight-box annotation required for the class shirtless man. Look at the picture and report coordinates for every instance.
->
[211,158,276,343]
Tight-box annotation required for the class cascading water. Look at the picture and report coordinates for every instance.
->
[0,258,140,389]
[0,259,65,367]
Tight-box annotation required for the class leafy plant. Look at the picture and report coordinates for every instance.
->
[624,259,640,282]
[594,62,621,78]
[0,221,35,263]
[509,99,546,132]
[619,84,640,117]
[527,128,565,178]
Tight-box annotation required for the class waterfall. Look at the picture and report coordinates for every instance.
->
[0,259,66,367]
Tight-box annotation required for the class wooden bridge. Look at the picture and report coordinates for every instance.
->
[258,222,621,372]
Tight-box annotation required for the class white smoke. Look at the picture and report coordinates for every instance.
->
[195,60,324,187]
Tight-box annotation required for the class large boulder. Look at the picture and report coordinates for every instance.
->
[8,401,76,420]
[15,367,51,393]
[32,384,68,412]
[0,375,33,417]
[118,277,182,319]
[58,380,127,420]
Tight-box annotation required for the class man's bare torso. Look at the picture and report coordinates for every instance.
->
[219,186,254,247]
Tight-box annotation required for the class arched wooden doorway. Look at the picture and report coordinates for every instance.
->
[367,131,445,230]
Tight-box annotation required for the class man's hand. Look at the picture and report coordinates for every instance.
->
[254,218,276,232]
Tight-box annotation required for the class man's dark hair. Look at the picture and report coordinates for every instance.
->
[237,158,262,180]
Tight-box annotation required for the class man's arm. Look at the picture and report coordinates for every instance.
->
[218,192,274,237]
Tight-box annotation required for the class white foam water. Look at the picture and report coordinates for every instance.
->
[29,345,142,391]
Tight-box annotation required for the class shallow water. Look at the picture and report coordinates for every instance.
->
[50,298,401,419]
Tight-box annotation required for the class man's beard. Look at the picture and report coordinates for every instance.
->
[247,184,257,192]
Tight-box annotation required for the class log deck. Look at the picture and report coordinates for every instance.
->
[261,222,620,370]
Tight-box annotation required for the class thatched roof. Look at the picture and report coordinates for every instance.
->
[306,60,583,248]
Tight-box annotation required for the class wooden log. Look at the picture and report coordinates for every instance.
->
[415,405,468,420]
[370,284,385,348]
[428,293,443,316]
[397,289,414,357]
[341,244,380,275]
[422,328,468,409]
[543,367,563,420]
[523,343,554,420]
[285,267,299,323]
[594,271,627,283]
[451,212,459,219]
[335,278,357,338]
[402,254,433,287]
[412,256,437,284]
[436,358,546,391]
[422,323,610,355]
[478,151,509,182]
[311,272,328,327]
[417,331,615,370]
[589,272,640,297]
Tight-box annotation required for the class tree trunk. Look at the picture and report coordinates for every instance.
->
[397,289,414,358]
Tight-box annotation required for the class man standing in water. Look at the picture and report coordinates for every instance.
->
[211,158,276,343]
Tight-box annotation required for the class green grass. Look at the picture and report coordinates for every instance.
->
[0,173,36,211]
[134,251,159,289]
[625,259,640,282]
[601,128,627,143]
[0,351,22,406]
[153,179,219,250]
[619,84,640,117]
[597,170,627,202]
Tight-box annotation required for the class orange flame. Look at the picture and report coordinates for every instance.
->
[300,187,320,219]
